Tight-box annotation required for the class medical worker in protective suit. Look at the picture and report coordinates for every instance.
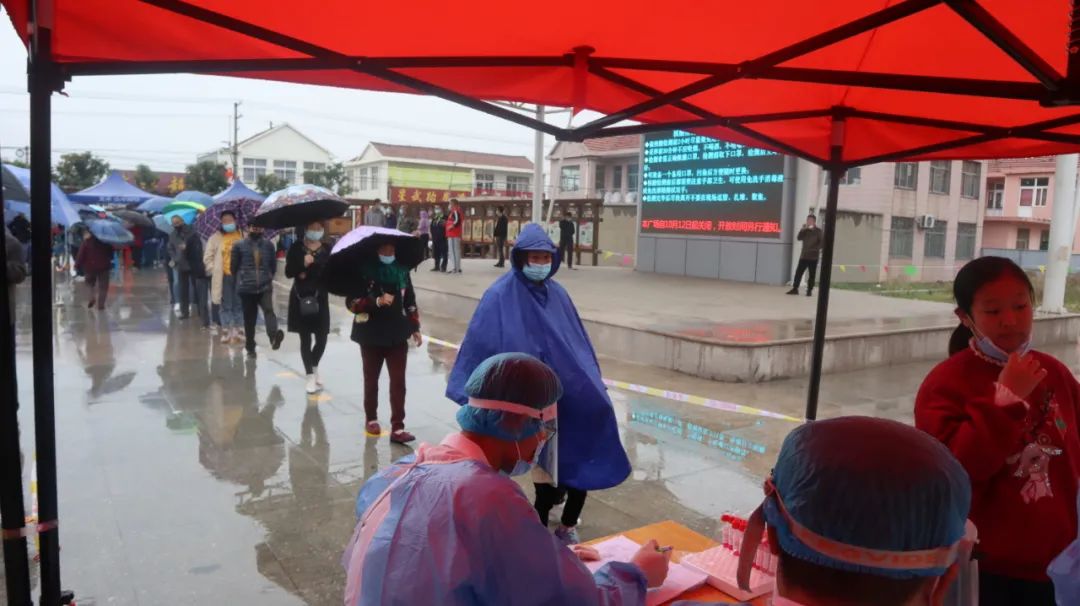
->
[676,416,977,606]
[446,223,631,546]
[343,353,670,606]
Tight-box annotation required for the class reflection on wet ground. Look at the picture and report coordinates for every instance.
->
[653,314,957,343]
[7,271,1079,604]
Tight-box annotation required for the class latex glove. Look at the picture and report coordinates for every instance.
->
[630,539,671,588]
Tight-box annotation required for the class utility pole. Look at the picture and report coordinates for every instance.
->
[1040,154,1079,314]
[231,101,242,180]
[532,105,545,223]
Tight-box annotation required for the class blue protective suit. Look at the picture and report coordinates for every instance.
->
[344,435,647,606]
[445,223,631,490]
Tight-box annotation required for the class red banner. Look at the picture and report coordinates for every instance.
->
[390,186,470,204]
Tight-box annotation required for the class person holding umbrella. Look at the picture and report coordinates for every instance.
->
[231,224,284,358]
[75,226,118,311]
[323,227,424,444]
[203,210,245,344]
[285,221,331,394]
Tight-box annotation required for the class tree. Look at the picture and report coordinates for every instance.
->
[303,162,352,196]
[132,164,160,192]
[53,151,109,191]
[2,158,29,169]
[184,161,229,195]
[256,173,289,196]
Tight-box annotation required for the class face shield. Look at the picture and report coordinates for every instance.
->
[463,398,558,480]
[736,479,979,606]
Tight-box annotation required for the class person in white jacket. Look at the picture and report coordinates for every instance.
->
[203,211,245,344]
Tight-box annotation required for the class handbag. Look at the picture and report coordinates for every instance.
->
[296,290,320,318]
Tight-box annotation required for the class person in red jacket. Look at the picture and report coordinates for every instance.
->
[446,198,464,274]
[916,256,1080,606]
[76,234,114,310]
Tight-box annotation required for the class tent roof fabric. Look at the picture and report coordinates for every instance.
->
[69,170,155,204]
[6,1,1080,166]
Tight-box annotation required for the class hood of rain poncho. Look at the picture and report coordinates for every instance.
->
[765,417,971,579]
[510,223,561,279]
[457,353,562,441]
[445,224,630,490]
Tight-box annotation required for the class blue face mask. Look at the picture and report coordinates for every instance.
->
[523,263,551,282]
[306,229,324,241]
[969,322,1031,362]
[379,254,396,265]
[222,223,237,233]
[502,436,548,477]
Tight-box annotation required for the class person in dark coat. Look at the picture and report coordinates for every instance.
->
[285,221,331,394]
[345,240,422,444]
[168,215,208,323]
[430,206,448,272]
[384,206,398,230]
[493,206,508,268]
[76,233,114,310]
[5,225,27,324]
[788,213,824,297]
[7,214,30,245]
[231,225,284,358]
[558,211,576,270]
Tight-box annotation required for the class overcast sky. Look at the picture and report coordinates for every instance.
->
[0,6,589,174]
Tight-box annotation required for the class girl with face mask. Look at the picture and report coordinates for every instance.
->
[916,256,1080,606]
[284,221,332,394]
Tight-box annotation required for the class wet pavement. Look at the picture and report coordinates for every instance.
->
[6,269,1080,604]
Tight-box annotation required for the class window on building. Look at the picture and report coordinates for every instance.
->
[303,161,326,173]
[889,217,915,258]
[956,223,977,260]
[242,157,267,183]
[839,166,861,185]
[612,165,623,191]
[560,165,581,192]
[475,172,495,193]
[961,161,981,198]
[358,168,369,190]
[987,180,1004,209]
[1040,229,1051,251]
[1019,177,1050,207]
[894,162,918,190]
[1016,228,1030,250]
[594,165,606,193]
[369,166,380,190]
[628,163,639,193]
[924,220,948,259]
[930,160,951,194]
[273,160,297,183]
[507,176,530,194]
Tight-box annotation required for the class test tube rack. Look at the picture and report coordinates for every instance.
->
[680,514,775,602]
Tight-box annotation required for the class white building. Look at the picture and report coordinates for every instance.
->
[197,123,334,186]
[345,142,533,202]
[548,135,641,205]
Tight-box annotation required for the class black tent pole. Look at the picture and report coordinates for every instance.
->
[805,113,846,421]
[0,163,33,604]
[28,3,64,603]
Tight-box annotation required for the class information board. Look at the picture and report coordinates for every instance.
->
[641,130,785,238]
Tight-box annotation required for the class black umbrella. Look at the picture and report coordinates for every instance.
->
[111,209,154,229]
[251,184,348,229]
[324,226,424,296]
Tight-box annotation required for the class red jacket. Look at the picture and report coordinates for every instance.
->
[915,347,1080,581]
[446,207,463,239]
[76,237,114,274]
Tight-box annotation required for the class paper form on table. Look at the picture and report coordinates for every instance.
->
[584,535,708,605]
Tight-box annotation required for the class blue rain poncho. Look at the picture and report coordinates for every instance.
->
[344,353,647,606]
[446,223,630,490]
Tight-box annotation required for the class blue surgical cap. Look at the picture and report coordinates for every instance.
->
[765,417,971,579]
[456,353,563,441]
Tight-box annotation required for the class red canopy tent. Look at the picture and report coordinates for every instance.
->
[5,1,1080,603]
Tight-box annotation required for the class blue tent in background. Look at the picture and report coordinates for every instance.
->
[212,180,264,205]
[2,164,81,226]
[69,170,154,205]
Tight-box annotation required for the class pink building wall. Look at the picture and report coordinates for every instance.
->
[984,157,1079,254]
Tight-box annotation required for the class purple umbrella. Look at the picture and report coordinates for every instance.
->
[252,184,348,229]
[194,198,262,241]
[324,226,423,296]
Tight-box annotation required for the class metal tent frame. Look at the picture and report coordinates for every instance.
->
[10,0,1080,603]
